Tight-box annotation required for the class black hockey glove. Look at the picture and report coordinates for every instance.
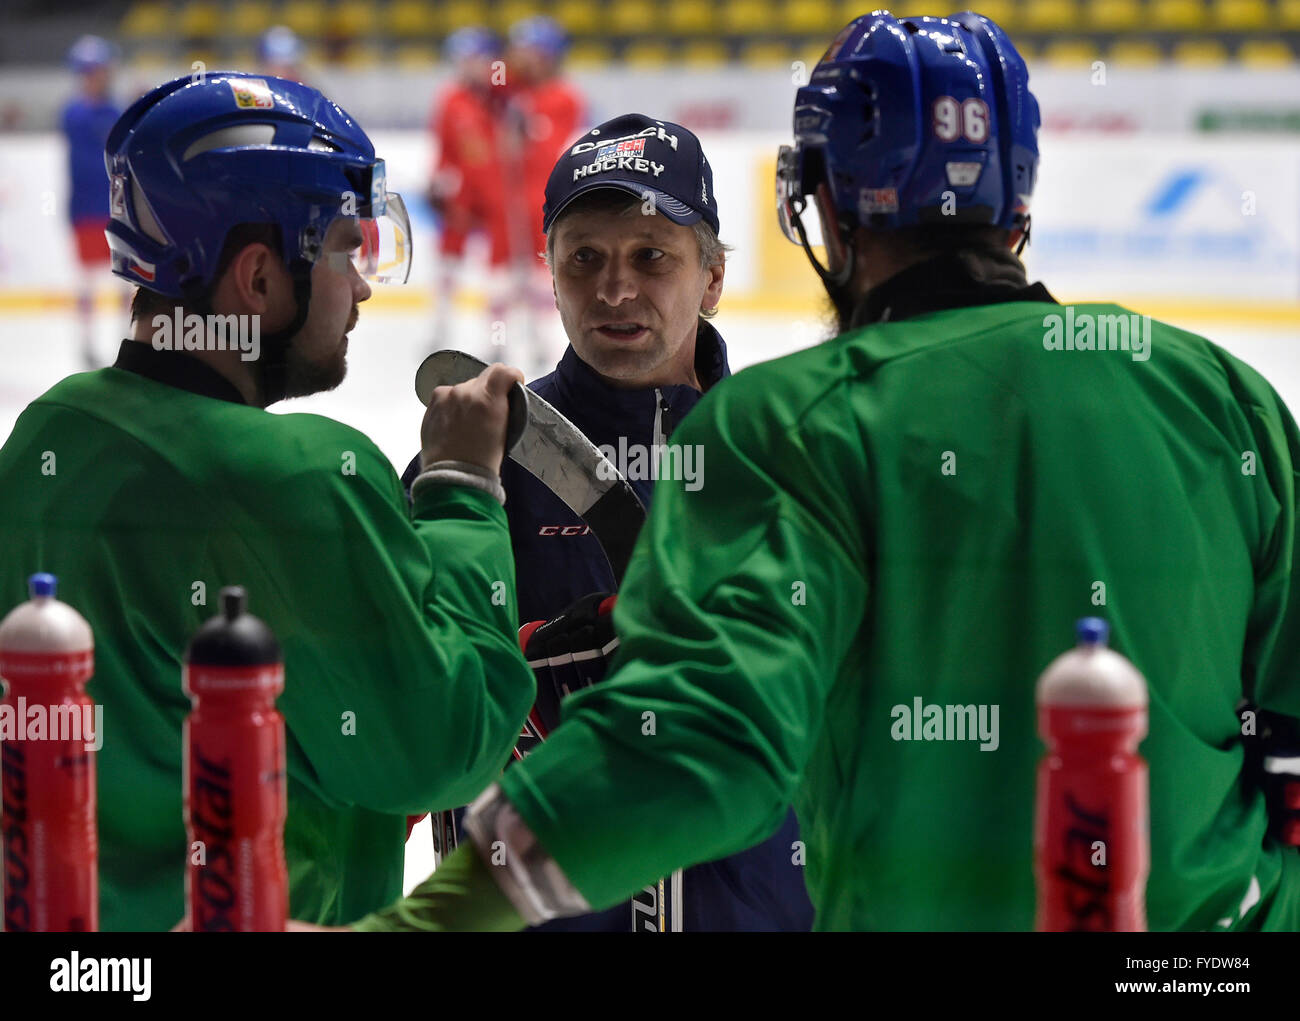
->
[513,591,618,760]
[1240,701,1300,847]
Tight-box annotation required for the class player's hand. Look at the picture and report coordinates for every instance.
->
[516,592,617,750]
[421,362,524,476]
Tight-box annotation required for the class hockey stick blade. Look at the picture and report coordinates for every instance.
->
[415,350,647,583]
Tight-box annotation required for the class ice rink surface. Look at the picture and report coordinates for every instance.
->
[1,296,1296,894]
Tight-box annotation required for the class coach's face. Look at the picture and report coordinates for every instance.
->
[551,203,724,387]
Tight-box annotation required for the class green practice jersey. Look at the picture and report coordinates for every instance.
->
[499,300,1300,930]
[0,360,534,930]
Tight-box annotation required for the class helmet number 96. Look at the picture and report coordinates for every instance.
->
[932,97,990,143]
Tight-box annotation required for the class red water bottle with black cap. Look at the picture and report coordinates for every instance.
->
[1034,617,1149,931]
[183,586,286,931]
[0,572,97,932]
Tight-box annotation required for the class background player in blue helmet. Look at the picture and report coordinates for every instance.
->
[0,72,535,929]
[339,10,1300,932]
[257,25,306,83]
[61,34,122,367]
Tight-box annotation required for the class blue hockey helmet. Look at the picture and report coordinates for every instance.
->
[443,26,500,63]
[67,35,117,73]
[509,16,570,60]
[257,25,305,67]
[103,71,410,299]
[776,11,1040,282]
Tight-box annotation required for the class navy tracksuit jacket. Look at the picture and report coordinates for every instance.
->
[403,321,814,931]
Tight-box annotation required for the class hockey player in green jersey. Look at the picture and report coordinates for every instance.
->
[344,11,1300,931]
[0,73,535,929]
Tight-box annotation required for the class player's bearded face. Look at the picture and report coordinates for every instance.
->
[283,219,372,399]
[552,208,722,386]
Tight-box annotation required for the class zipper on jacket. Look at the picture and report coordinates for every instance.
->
[652,388,669,481]
[654,389,675,444]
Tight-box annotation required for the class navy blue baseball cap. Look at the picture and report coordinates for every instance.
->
[542,113,719,236]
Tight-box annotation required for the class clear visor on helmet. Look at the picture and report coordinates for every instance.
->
[775,144,826,248]
[353,192,412,284]
[306,191,413,284]
[776,144,802,245]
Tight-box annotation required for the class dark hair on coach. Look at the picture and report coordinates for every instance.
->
[129,223,283,324]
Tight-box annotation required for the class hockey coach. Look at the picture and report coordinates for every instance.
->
[402,113,816,931]
[0,72,535,930]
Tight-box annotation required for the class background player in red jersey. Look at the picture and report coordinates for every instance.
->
[427,27,512,354]
[503,17,587,368]
[505,18,585,265]
[61,35,121,367]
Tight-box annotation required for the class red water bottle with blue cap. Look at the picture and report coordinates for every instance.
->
[1034,617,1149,931]
[183,586,287,931]
[0,572,97,932]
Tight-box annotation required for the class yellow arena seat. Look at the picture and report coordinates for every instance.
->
[1085,0,1142,30]
[387,0,439,37]
[680,40,730,66]
[1149,0,1207,30]
[1022,0,1081,32]
[1210,0,1270,30]
[741,39,794,66]
[610,0,658,35]
[1172,38,1229,63]
[665,0,716,36]
[121,2,169,39]
[494,0,546,33]
[963,2,1018,29]
[331,0,374,39]
[1236,39,1295,64]
[279,0,327,38]
[721,0,777,34]
[566,39,613,66]
[440,0,489,36]
[623,39,673,66]
[1281,0,1300,28]
[229,1,274,38]
[555,0,602,36]
[178,1,222,38]
[1108,39,1164,64]
[1042,38,1098,65]
[781,0,836,35]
